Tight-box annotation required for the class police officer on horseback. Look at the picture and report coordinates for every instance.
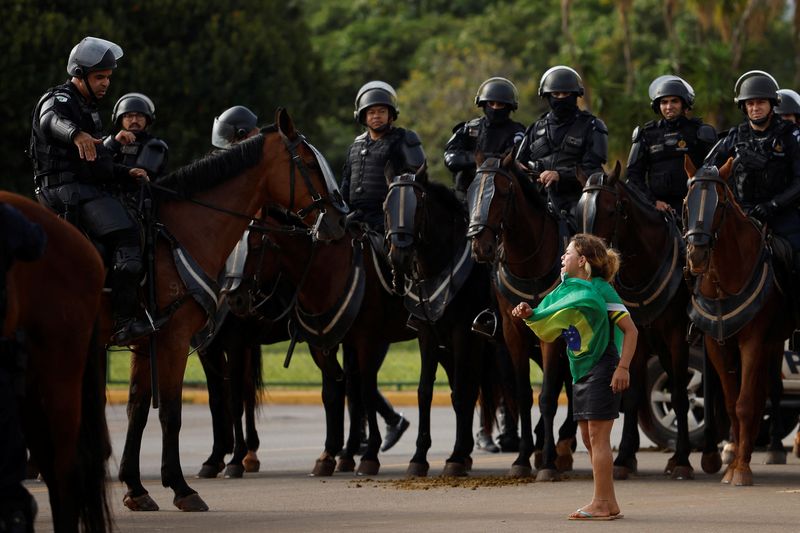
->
[516,65,608,224]
[628,75,717,213]
[706,70,800,261]
[30,36,153,345]
[105,92,169,179]
[444,77,525,202]
[341,81,426,231]
[212,105,259,149]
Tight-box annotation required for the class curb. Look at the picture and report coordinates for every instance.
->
[106,388,569,407]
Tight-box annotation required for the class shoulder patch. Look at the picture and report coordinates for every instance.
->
[466,117,482,128]
[55,95,69,103]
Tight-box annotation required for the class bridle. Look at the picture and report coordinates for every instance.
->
[579,172,625,248]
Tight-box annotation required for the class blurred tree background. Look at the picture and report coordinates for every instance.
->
[3,0,800,193]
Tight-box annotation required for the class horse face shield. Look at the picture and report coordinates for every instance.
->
[384,173,421,279]
[684,166,722,271]
[292,139,348,242]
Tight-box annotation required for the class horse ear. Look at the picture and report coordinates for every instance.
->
[416,161,428,184]
[384,161,396,184]
[475,150,485,167]
[575,165,588,187]
[684,154,697,179]
[276,108,297,140]
[502,150,515,168]
[608,161,622,185]
[719,157,734,180]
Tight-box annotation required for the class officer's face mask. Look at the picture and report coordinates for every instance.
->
[484,105,511,125]
[548,94,579,120]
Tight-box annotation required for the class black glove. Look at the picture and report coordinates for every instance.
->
[751,200,779,221]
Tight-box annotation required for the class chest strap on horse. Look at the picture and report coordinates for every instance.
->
[405,241,474,323]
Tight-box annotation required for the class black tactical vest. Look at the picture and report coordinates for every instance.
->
[346,127,405,208]
[471,117,525,157]
[732,121,794,205]
[643,117,705,199]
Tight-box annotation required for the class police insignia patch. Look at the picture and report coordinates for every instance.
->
[56,95,68,103]
[678,140,687,148]
[775,143,783,152]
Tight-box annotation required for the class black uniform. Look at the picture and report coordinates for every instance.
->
[104,130,169,181]
[30,81,143,324]
[627,116,717,212]
[341,126,425,230]
[0,204,45,533]
[706,117,800,250]
[444,116,525,198]
[516,109,608,216]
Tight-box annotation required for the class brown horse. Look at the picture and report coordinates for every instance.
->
[116,109,348,512]
[683,158,793,485]
[577,162,697,480]
[467,155,576,480]
[2,192,110,532]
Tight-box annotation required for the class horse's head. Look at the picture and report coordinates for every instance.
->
[383,162,428,288]
[576,162,623,243]
[466,151,518,262]
[268,108,348,242]
[683,157,734,274]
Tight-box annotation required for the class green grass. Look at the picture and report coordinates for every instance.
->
[107,340,543,390]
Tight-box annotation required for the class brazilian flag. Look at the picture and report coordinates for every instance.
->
[524,276,615,382]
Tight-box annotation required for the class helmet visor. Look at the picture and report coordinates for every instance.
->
[77,37,123,67]
[211,117,237,149]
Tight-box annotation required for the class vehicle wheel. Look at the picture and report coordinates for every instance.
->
[638,349,705,450]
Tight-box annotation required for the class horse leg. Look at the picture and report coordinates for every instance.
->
[310,347,345,477]
[764,353,787,465]
[242,341,262,473]
[224,339,248,479]
[555,377,578,472]
[443,329,481,477]
[668,333,694,479]
[337,343,361,472]
[706,343,742,484]
[196,338,231,478]
[356,341,382,476]
[507,327,535,478]
[535,341,563,481]
[614,341,646,479]
[119,350,159,511]
[408,330,439,477]
[701,341,724,473]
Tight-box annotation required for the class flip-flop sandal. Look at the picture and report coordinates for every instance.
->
[612,514,625,520]
[568,509,615,521]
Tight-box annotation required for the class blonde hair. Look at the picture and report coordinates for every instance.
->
[571,233,620,282]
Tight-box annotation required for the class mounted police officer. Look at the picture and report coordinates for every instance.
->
[104,92,169,179]
[706,70,800,260]
[212,105,259,149]
[29,36,153,345]
[516,66,608,224]
[776,89,800,125]
[628,76,717,213]
[341,81,426,231]
[444,77,525,202]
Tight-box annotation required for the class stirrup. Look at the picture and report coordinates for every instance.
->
[471,308,498,339]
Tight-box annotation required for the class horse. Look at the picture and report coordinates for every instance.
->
[115,109,348,512]
[2,192,110,532]
[576,162,698,480]
[466,154,577,480]
[384,164,498,476]
[683,158,794,485]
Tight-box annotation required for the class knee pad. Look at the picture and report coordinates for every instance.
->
[113,245,143,276]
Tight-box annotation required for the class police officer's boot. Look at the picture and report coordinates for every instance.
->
[472,308,500,340]
[496,403,520,453]
[0,487,36,533]
[110,245,154,345]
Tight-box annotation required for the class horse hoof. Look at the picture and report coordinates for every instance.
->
[555,439,574,472]
[123,492,159,512]
[535,468,561,482]
[533,450,543,470]
[732,469,753,486]
[764,450,787,465]
[465,456,473,472]
[173,493,209,512]
[356,459,380,476]
[336,457,356,473]
[508,464,533,478]
[442,461,469,477]
[196,462,224,479]
[671,465,695,480]
[721,443,735,465]
[701,452,722,474]
[664,457,677,476]
[721,465,734,484]
[406,462,429,477]
[613,466,631,480]
[224,464,245,478]
[243,452,261,473]
[310,457,335,477]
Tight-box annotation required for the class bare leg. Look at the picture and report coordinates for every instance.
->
[571,419,620,518]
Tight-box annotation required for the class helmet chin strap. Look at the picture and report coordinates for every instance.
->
[80,74,100,104]
[749,110,772,126]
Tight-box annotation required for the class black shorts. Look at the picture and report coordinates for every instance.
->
[572,351,621,421]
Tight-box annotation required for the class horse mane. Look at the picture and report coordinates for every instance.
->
[425,180,466,219]
[517,173,548,211]
[156,124,278,197]
[618,178,665,220]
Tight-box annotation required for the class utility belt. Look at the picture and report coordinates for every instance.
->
[35,171,76,188]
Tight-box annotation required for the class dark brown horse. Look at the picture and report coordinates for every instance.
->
[683,158,793,485]
[116,109,348,512]
[466,155,576,480]
[576,163,697,479]
[2,192,110,532]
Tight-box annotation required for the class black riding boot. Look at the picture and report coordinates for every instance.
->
[496,402,520,452]
[110,245,154,345]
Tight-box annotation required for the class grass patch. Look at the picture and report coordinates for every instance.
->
[107,340,543,390]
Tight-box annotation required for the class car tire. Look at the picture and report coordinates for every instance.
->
[638,348,705,450]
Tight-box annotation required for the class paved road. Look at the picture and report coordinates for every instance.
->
[29,403,800,532]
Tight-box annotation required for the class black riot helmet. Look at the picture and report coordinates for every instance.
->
[212,106,258,149]
[775,89,800,117]
[353,81,398,124]
[538,66,584,97]
[66,36,123,77]
[648,75,695,113]
[734,70,779,108]
[475,77,519,110]
[112,93,155,128]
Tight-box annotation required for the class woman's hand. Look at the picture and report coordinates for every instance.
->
[611,366,629,394]
[511,302,532,319]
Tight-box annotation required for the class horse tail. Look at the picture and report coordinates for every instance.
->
[76,320,113,532]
